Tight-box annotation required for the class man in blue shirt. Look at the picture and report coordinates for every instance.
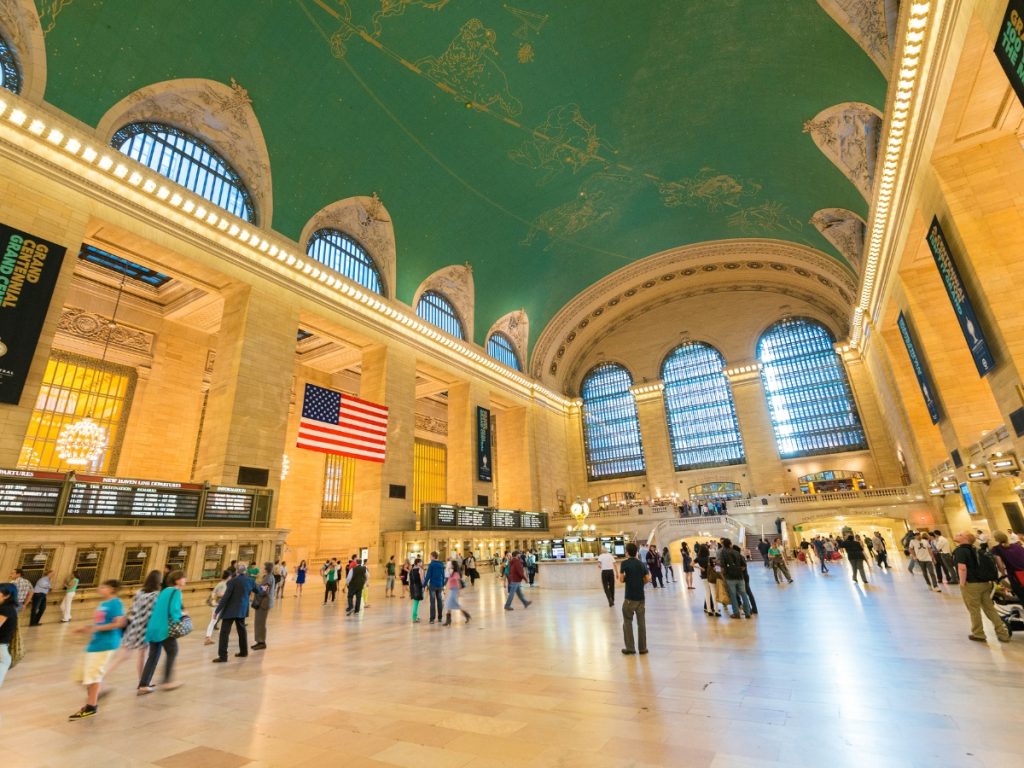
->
[423,552,447,624]
[69,579,125,720]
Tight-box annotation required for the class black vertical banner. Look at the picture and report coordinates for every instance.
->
[0,224,67,404]
[995,0,1024,106]
[476,406,492,482]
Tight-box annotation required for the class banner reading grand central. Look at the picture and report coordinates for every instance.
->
[0,224,67,404]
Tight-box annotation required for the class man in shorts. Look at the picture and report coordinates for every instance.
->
[69,579,125,720]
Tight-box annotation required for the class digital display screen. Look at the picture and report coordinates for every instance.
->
[66,483,201,519]
[423,503,549,531]
[960,482,978,515]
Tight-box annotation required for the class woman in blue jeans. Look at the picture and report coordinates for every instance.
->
[138,570,187,695]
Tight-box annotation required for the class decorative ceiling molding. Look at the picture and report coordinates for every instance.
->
[298,194,397,299]
[415,413,448,437]
[95,78,274,227]
[532,239,856,384]
[487,309,529,367]
[0,0,46,103]
[817,0,891,75]
[413,264,475,341]
[803,102,883,201]
[810,208,866,273]
[57,306,155,357]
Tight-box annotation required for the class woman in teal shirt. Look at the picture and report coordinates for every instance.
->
[137,570,187,694]
[768,539,794,584]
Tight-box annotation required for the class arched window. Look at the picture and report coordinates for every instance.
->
[486,332,521,371]
[661,342,745,470]
[0,32,21,94]
[306,229,383,295]
[757,318,866,458]
[112,122,256,223]
[581,363,645,479]
[416,291,464,339]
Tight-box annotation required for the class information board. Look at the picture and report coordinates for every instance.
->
[0,478,63,516]
[423,503,548,531]
[995,0,1024,106]
[205,487,256,520]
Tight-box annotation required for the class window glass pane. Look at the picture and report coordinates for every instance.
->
[486,333,521,371]
[415,291,464,339]
[0,33,21,95]
[322,454,356,519]
[306,229,383,295]
[757,318,867,459]
[112,122,256,223]
[581,363,645,479]
[661,342,745,470]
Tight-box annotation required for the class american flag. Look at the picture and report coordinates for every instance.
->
[296,383,388,463]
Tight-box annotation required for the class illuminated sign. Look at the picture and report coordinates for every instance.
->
[422,503,548,531]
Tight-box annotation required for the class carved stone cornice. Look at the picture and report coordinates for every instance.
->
[57,307,154,355]
[415,413,448,436]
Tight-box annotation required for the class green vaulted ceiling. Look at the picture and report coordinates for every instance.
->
[38,1,885,347]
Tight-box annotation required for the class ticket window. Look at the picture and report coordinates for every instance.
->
[537,540,553,560]
[18,548,54,584]
[120,547,151,585]
[73,548,106,588]
[165,546,191,576]
[237,544,258,569]
[202,545,225,580]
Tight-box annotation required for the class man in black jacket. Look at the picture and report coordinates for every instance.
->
[843,534,869,584]
[213,566,254,663]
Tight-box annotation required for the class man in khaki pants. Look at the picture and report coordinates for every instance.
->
[952,532,1010,644]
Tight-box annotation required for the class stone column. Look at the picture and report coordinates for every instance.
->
[495,405,536,510]
[192,284,296,498]
[841,349,904,487]
[445,380,493,506]
[727,367,786,495]
[631,382,676,498]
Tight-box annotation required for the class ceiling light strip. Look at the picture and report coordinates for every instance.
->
[851,1,932,347]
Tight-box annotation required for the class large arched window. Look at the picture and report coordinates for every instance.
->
[486,332,521,371]
[306,229,383,295]
[757,318,866,458]
[416,291,464,339]
[112,122,256,223]
[581,363,645,479]
[661,342,745,470]
[0,32,21,94]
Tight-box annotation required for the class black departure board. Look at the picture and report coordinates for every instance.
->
[423,504,548,531]
[66,483,201,519]
[204,487,256,520]
[0,477,63,516]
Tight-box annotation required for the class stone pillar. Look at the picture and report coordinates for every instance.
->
[631,382,676,497]
[351,343,417,556]
[495,405,536,510]
[446,380,492,506]
[192,285,296,498]
[727,367,786,495]
[842,350,904,487]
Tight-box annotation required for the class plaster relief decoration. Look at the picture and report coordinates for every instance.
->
[726,201,803,234]
[57,307,154,355]
[658,167,761,212]
[803,102,882,201]
[95,78,274,226]
[810,208,866,272]
[488,309,530,365]
[414,264,474,340]
[299,194,397,297]
[509,103,610,184]
[817,0,891,75]
[415,413,448,436]
[1,0,46,100]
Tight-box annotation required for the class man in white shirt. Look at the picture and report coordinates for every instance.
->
[597,550,618,607]
[931,530,955,585]
[1009,530,1020,544]
[909,534,941,592]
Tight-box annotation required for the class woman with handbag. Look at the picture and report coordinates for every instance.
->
[137,570,189,695]
[694,544,720,617]
[106,570,162,677]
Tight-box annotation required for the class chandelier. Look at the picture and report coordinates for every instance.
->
[55,417,108,466]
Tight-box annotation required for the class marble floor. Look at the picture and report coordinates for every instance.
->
[3,558,1023,768]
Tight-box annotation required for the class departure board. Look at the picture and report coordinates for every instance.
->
[66,480,201,519]
[204,487,256,520]
[423,504,548,531]
[0,469,64,516]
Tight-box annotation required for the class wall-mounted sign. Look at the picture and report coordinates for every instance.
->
[897,311,941,424]
[966,469,990,481]
[941,481,958,490]
[0,224,67,404]
[989,456,1020,473]
[995,0,1024,106]
[476,406,492,482]
[422,503,548,532]
[926,218,996,377]
[960,482,979,515]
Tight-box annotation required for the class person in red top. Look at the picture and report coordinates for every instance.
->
[503,551,532,611]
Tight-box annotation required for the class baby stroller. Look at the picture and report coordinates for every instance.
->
[993,579,1024,635]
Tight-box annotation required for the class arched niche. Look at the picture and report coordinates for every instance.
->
[803,102,883,202]
[413,264,474,341]
[96,78,273,226]
[811,208,866,273]
[0,0,46,102]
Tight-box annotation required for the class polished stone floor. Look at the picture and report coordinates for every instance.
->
[3,556,1023,768]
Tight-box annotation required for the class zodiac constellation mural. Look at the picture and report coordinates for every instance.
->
[508,104,611,185]
[657,168,762,212]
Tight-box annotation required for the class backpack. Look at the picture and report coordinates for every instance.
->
[722,551,743,580]
[976,548,1000,582]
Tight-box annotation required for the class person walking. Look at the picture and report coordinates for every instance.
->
[204,569,231,646]
[409,558,424,622]
[646,547,664,588]
[953,531,1011,644]
[932,531,955,585]
[872,533,889,569]
[399,560,411,597]
[385,556,397,598]
[681,542,695,589]
[11,569,32,613]
[443,561,471,625]
[910,533,941,592]
[991,530,1024,604]
[464,553,479,586]
[503,550,532,611]
[213,565,253,663]
[769,539,793,584]
[60,571,80,622]
[323,559,339,605]
[0,583,19,688]
[107,570,161,677]
[812,537,829,573]
[137,570,187,695]
[597,548,617,606]
[757,539,770,568]
[252,562,275,650]
[619,542,649,655]
[424,552,446,623]
[844,533,869,584]
[694,544,719,616]
[719,538,752,619]
[346,558,368,616]
[68,579,125,719]
[275,561,288,600]
[29,570,53,626]
[661,546,675,584]
[295,560,307,597]
[735,544,758,615]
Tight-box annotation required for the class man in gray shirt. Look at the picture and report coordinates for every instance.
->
[29,570,53,626]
